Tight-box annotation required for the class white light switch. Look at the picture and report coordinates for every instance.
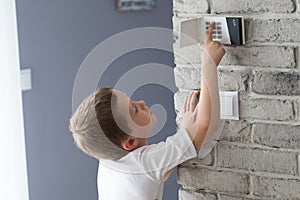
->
[20,68,32,91]
[220,91,239,120]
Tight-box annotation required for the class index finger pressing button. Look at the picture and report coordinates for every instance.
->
[206,22,215,42]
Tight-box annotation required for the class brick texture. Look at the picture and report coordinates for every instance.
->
[173,40,296,68]
[180,151,214,167]
[218,67,250,91]
[251,19,300,42]
[218,120,252,143]
[252,176,300,199]
[217,143,298,175]
[174,0,209,14]
[178,167,250,194]
[252,70,300,95]
[253,123,300,149]
[220,195,256,200]
[239,94,294,121]
[179,189,217,200]
[221,46,296,69]
[211,0,296,14]
[174,65,201,89]
[173,65,250,91]
[296,99,300,121]
[173,0,300,199]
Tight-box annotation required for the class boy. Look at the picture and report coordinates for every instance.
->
[69,22,225,200]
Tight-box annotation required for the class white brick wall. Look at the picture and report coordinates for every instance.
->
[173,0,300,199]
[211,0,296,14]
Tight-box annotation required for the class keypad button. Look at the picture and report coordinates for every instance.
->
[204,20,223,41]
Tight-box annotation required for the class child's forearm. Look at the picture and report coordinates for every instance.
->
[194,52,220,150]
[200,52,220,138]
[183,22,224,151]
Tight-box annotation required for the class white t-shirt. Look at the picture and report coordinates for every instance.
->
[97,128,197,200]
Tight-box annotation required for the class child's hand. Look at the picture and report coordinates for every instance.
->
[203,22,226,66]
[181,91,200,135]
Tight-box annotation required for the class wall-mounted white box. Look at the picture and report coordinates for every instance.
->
[179,16,245,47]
[220,91,239,120]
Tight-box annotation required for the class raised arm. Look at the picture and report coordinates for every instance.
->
[182,22,225,151]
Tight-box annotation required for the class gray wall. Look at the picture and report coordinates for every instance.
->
[16,0,179,199]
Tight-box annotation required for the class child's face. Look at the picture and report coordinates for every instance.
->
[113,89,157,139]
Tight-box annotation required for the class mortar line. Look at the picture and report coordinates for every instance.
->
[219,140,300,153]
[175,64,300,74]
[213,145,217,168]
[207,0,212,14]
[176,12,300,20]
[249,175,254,196]
[250,122,254,144]
[185,163,300,180]
[298,154,300,176]
[296,46,300,70]
[243,91,300,101]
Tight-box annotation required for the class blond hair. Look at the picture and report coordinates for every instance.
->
[69,88,129,160]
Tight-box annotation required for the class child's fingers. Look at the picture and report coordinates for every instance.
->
[184,92,194,112]
[189,91,198,111]
[205,22,215,43]
[183,95,188,113]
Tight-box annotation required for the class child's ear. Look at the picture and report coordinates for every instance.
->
[121,137,139,151]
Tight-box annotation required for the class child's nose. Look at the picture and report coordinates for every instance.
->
[138,100,145,106]
[137,100,146,108]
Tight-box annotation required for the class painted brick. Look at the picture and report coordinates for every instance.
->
[178,167,250,194]
[217,143,298,175]
[179,189,217,200]
[180,151,214,167]
[174,91,190,114]
[295,99,300,121]
[218,67,250,91]
[220,195,256,200]
[174,40,296,68]
[239,93,294,121]
[176,92,295,121]
[174,65,201,89]
[173,0,300,198]
[252,70,300,95]
[253,123,300,149]
[221,46,296,69]
[174,0,209,14]
[220,196,243,200]
[252,176,300,199]
[251,19,300,42]
[174,65,250,91]
[173,38,202,64]
[219,120,252,143]
[211,0,296,14]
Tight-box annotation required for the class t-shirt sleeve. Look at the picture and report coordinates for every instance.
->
[135,128,197,181]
